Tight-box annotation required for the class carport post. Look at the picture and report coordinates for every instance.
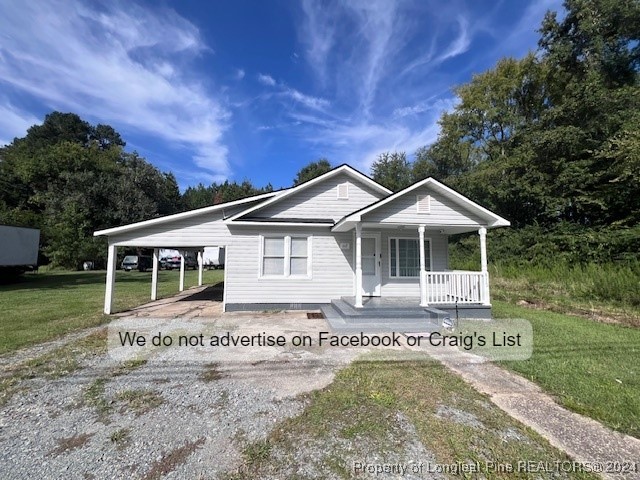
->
[197,250,203,286]
[104,244,117,314]
[179,252,185,292]
[151,248,159,301]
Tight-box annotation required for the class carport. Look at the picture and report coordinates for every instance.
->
[103,245,209,314]
[93,193,278,314]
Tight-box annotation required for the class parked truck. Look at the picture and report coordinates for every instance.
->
[0,225,40,276]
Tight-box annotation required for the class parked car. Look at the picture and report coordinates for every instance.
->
[121,255,152,272]
[163,255,197,270]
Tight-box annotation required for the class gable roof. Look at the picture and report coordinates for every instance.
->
[94,190,284,237]
[332,177,510,232]
[224,164,392,224]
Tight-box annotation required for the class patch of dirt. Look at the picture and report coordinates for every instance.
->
[435,405,484,429]
[306,312,324,319]
[49,433,94,456]
[140,437,206,480]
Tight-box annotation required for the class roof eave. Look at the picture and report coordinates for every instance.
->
[94,190,281,237]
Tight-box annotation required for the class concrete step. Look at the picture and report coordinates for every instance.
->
[321,305,440,334]
[330,299,432,321]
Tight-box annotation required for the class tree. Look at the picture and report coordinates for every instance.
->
[293,159,332,185]
[371,152,412,192]
[413,0,640,228]
[0,112,186,268]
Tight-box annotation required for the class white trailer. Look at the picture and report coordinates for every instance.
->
[0,225,40,273]
[203,246,225,269]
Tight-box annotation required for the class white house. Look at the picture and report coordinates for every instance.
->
[94,165,509,318]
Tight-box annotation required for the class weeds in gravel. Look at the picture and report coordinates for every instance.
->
[49,433,94,456]
[199,362,224,382]
[140,437,205,480]
[0,376,23,407]
[243,440,272,464]
[85,378,112,419]
[113,359,147,376]
[0,330,108,407]
[116,389,163,415]
[110,428,130,449]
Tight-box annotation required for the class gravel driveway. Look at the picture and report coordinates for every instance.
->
[0,288,353,479]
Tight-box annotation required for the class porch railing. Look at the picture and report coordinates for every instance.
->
[424,270,489,305]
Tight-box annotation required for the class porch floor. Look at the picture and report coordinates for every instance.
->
[320,296,492,334]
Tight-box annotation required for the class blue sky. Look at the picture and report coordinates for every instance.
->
[0,0,564,190]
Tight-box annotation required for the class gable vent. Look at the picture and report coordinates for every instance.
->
[417,194,431,213]
[337,182,349,199]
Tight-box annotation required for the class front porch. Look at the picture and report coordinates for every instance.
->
[349,223,492,310]
[321,293,491,333]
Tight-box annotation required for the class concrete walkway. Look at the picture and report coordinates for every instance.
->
[423,344,640,480]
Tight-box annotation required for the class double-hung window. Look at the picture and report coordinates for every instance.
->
[260,235,311,277]
[389,237,430,277]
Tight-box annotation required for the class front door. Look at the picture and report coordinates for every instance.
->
[361,234,381,296]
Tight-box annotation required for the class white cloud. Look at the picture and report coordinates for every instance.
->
[393,97,458,119]
[258,73,277,86]
[433,16,471,63]
[401,14,471,76]
[317,121,441,173]
[299,0,336,84]
[0,0,231,177]
[282,88,329,111]
[235,69,245,80]
[257,72,330,112]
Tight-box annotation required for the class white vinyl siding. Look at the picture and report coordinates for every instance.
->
[226,227,355,304]
[389,237,431,277]
[247,173,382,222]
[259,235,311,278]
[106,203,255,247]
[363,186,484,226]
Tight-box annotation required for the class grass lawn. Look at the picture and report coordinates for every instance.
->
[494,300,640,438]
[0,269,224,355]
[227,361,596,479]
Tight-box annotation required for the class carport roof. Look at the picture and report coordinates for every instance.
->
[94,190,284,237]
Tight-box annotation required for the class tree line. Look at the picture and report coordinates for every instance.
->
[1,0,638,269]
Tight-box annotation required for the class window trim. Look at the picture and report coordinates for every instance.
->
[388,236,432,278]
[259,234,313,279]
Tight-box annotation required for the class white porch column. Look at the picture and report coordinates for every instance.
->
[104,244,117,314]
[479,227,488,273]
[418,225,428,307]
[479,227,490,305]
[355,223,363,308]
[179,252,185,292]
[197,250,203,286]
[151,248,159,301]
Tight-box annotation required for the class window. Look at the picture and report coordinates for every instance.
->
[260,236,311,277]
[389,237,430,277]
[337,182,349,199]
[417,194,431,213]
